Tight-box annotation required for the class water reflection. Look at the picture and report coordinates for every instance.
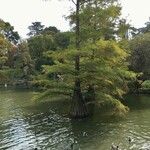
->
[0,90,150,150]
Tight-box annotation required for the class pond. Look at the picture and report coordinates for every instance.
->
[0,89,150,150]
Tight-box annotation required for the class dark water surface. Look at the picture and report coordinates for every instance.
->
[0,90,150,150]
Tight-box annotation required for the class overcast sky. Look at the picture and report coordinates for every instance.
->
[0,0,150,38]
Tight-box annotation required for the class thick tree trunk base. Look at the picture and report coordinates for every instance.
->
[70,100,89,119]
[70,81,89,119]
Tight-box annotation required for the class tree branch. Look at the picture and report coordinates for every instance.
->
[71,0,76,6]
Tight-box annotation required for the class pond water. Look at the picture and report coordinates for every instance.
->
[0,89,150,150]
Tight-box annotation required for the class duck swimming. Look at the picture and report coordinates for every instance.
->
[111,144,120,150]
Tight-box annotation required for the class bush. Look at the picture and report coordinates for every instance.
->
[141,80,150,89]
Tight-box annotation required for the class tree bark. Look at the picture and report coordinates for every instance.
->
[70,80,89,118]
[70,0,89,119]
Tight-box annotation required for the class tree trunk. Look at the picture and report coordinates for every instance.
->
[70,80,89,118]
[70,0,89,119]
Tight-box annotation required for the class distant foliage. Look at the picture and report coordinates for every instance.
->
[0,19,20,44]
[27,22,45,37]
[129,33,150,77]
[27,25,71,71]
[141,80,150,89]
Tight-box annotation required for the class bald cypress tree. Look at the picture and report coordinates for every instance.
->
[71,0,90,118]
[35,0,135,118]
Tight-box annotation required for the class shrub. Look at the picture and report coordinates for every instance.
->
[141,80,150,89]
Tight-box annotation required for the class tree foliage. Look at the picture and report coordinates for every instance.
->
[0,19,20,44]
[28,28,71,71]
[27,22,45,37]
[35,39,134,116]
[138,21,150,34]
[129,33,150,78]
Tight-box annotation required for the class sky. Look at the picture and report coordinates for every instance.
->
[0,0,150,38]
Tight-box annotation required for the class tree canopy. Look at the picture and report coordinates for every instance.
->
[0,19,20,44]
[27,22,45,37]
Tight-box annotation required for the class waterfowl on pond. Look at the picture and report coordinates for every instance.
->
[127,136,134,144]
[4,83,7,88]
[111,144,120,150]
[70,139,80,150]
[70,143,74,149]
[82,132,88,137]
[70,139,75,150]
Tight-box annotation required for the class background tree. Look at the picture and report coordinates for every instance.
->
[0,35,10,69]
[42,26,59,35]
[27,22,45,37]
[28,24,71,71]
[28,34,55,71]
[138,20,150,34]
[11,41,33,86]
[55,32,71,49]
[0,19,20,44]
[0,33,14,83]
[129,33,150,79]
[129,19,150,80]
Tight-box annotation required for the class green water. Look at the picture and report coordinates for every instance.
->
[0,90,150,150]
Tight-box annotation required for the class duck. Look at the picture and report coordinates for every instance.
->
[111,144,120,150]
[70,139,76,150]
[82,132,88,137]
[4,83,7,88]
[128,136,133,144]
[70,139,80,150]
[70,143,74,149]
